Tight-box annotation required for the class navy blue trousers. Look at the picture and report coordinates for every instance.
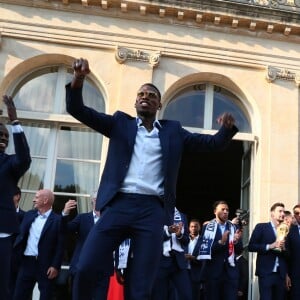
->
[258,273,286,300]
[0,236,13,300]
[72,193,165,300]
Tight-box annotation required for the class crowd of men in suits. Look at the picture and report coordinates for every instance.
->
[5,181,300,300]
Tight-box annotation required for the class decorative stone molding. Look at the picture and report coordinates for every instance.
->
[266,66,300,86]
[115,46,161,67]
[2,0,300,39]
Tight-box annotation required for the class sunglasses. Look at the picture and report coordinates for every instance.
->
[294,212,300,216]
[137,91,159,99]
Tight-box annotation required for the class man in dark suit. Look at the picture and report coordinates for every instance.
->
[248,202,288,300]
[66,58,238,300]
[286,204,300,300]
[13,189,65,300]
[199,200,243,300]
[13,186,25,224]
[0,95,31,300]
[63,193,113,300]
[151,208,192,300]
[185,219,204,300]
[9,187,26,299]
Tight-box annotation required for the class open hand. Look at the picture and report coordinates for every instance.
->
[217,112,235,129]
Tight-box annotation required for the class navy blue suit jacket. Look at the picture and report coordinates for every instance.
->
[286,224,300,279]
[67,212,96,274]
[186,236,203,282]
[0,131,31,233]
[200,222,242,280]
[66,85,238,224]
[248,222,287,279]
[14,210,65,272]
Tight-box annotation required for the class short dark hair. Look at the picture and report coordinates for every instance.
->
[213,200,228,210]
[140,83,161,100]
[284,210,292,216]
[270,202,285,212]
[189,218,200,225]
[14,186,21,196]
[293,204,300,212]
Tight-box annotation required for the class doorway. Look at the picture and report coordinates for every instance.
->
[175,139,244,224]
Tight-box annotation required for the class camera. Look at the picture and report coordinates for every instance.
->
[235,209,249,228]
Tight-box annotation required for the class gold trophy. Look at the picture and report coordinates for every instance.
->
[274,222,289,252]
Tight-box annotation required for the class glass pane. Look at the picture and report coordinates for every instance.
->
[6,123,50,156]
[54,159,100,196]
[14,73,57,113]
[57,126,102,160]
[19,192,35,212]
[212,87,251,133]
[164,87,205,127]
[64,73,105,113]
[18,157,46,191]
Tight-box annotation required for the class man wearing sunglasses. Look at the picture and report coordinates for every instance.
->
[65,58,238,300]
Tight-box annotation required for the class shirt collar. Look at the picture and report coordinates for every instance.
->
[136,117,162,129]
[93,211,100,218]
[38,209,52,219]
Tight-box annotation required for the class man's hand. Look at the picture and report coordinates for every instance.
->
[286,274,292,290]
[3,95,17,122]
[269,239,285,250]
[185,253,196,261]
[219,230,230,245]
[47,267,58,279]
[216,112,235,129]
[233,229,242,243]
[63,199,77,215]
[168,222,183,237]
[71,58,91,88]
[116,269,125,285]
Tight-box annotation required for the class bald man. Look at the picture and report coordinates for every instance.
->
[13,189,65,300]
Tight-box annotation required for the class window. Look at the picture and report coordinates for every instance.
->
[163,83,251,133]
[6,65,105,213]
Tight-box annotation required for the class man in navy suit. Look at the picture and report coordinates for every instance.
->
[13,189,65,300]
[248,202,288,300]
[0,95,31,300]
[185,219,204,300]
[286,204,300,300]
[63,193,113,300]
[199,200,243,300]
[9,187,26,299]
[151,208,192,300]
[66,58,238,300]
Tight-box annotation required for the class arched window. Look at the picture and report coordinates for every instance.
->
[6,65,105,213]
[163,83,251,133]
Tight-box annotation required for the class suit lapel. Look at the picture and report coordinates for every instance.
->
[127,118,138,150]
[40,211,54,238]
[88,212,94,228]
[158,125,169,174]
[268,222,276,239]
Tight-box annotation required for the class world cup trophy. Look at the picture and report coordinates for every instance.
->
[274,222,289,252]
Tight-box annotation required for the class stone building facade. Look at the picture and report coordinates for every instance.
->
[1,0,300,298]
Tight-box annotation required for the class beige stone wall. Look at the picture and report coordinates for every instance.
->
[1,2,299,296]
[1,1,299,218]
